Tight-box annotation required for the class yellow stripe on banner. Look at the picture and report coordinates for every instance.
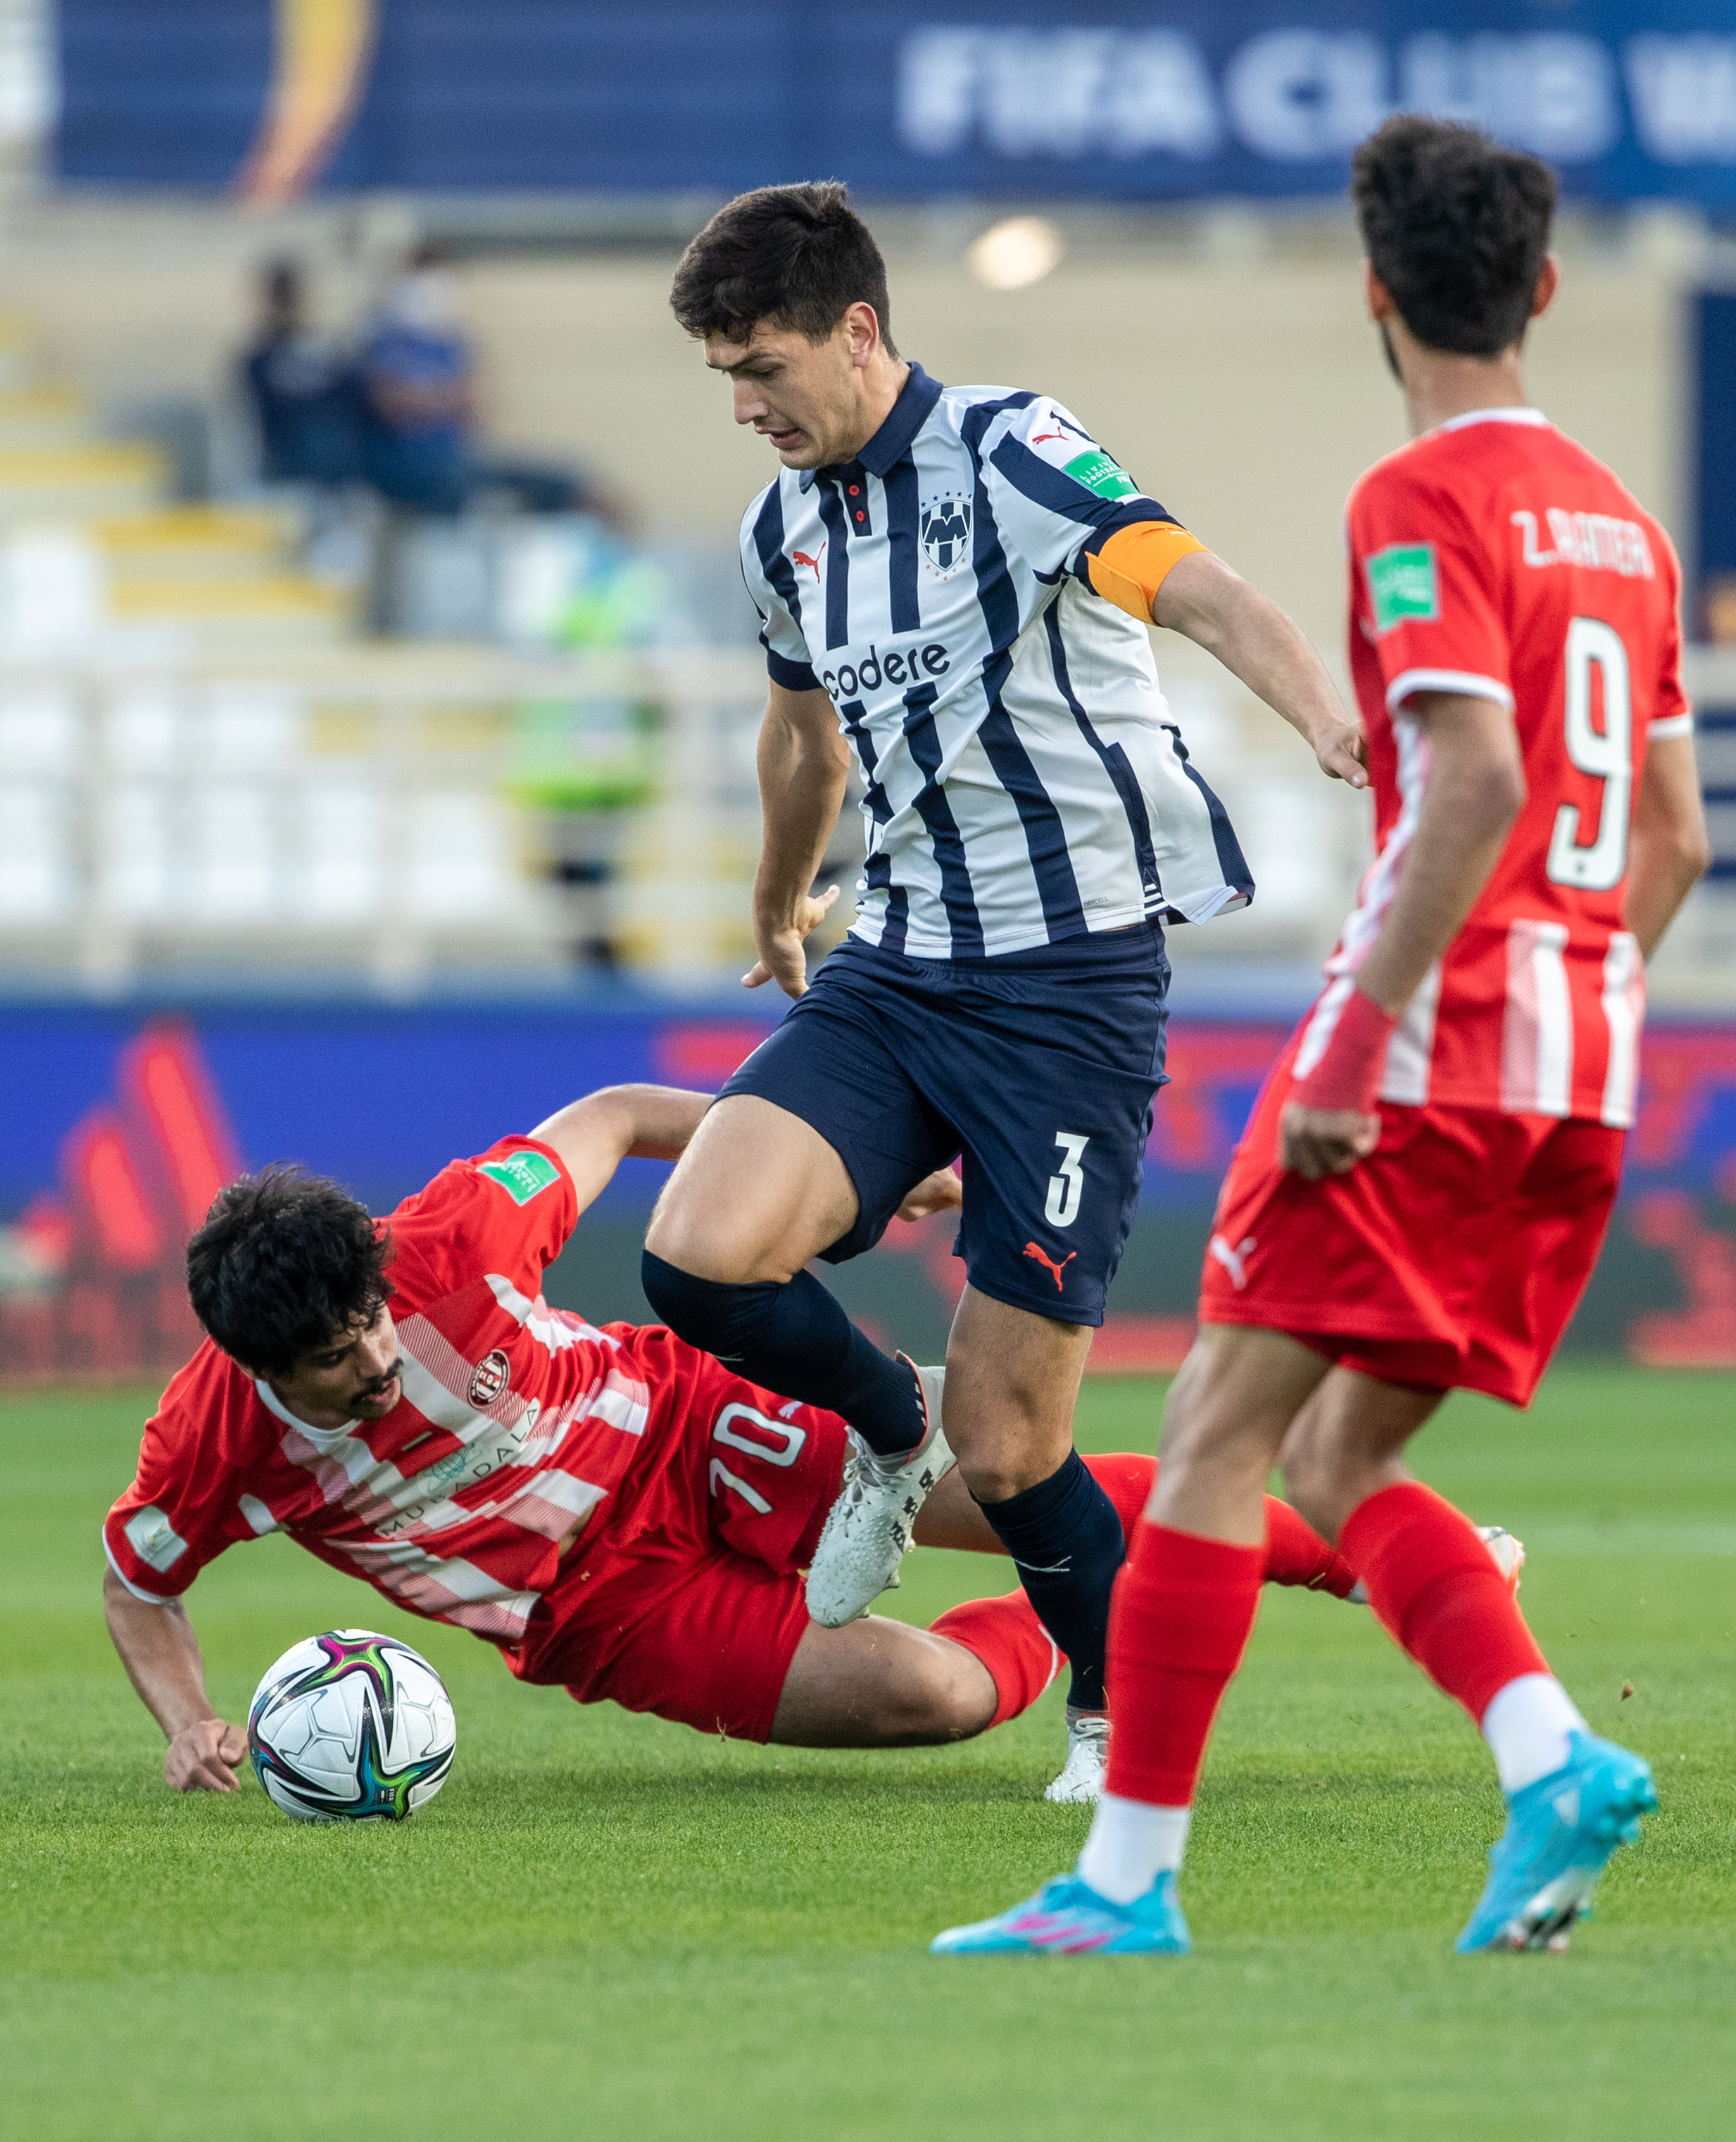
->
[237,0,378,207]
[1086,522,1209,625]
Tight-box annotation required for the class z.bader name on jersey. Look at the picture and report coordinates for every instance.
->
[1323,406,1691,1127]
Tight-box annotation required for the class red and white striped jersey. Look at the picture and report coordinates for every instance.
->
[1300,409,1692,1126]
[103,1138,664,1651]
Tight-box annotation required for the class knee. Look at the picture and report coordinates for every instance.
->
[640,1251,774,1350]
[856,1634,997,1745]
[644,1207,800,1288]
[943,1350,1075,1501]
[644,1185,755,1283]
[890,1646,996,1744]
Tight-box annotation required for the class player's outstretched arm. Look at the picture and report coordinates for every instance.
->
[1627,734,1711,959]
[745,679,851,999]
[531,1084,713,1219]
[1150,550,1367,789]
[1282,691,1525,1180]
[103,1566,246,1792]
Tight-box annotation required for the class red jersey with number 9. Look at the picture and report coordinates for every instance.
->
[1304,407,1692,1126]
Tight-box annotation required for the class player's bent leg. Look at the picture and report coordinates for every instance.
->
[767,1616,998,1748]
[1300,1362,1654,1951]
[643,1095,928,1462]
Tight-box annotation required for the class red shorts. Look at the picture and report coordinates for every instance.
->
[1198,1044,1624,1405]
[508,1331,848,1741]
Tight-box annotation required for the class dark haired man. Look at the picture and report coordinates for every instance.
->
[647,181,1366,1800]
[102,1083,1366,1794]
[941,118,1709,1955]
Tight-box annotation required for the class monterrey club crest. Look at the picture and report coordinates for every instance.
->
[467,1348,512,1409]
[921,494,971,576]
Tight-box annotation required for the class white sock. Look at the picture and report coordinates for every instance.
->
[1480,1673,1589,1795]
[1076,1792,1191,1905]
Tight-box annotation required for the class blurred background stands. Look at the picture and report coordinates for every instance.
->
[0,1,1732,1004]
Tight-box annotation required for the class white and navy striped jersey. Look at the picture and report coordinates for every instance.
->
[738,363,1253,959]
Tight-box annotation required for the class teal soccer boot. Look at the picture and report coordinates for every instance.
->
[931,1872,1190,1956]
[1457,1730,1656,1955]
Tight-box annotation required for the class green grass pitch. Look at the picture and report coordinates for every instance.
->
[4,1366,1733,2141]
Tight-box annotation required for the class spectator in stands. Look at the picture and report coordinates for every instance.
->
[358,246,584,517]
[240,260,363,488]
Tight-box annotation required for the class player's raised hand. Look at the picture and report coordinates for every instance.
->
[743,883,841,1000]
[163,1715,248,1793]
[1278,1100,1381,1180]
[897,1165,964,1223]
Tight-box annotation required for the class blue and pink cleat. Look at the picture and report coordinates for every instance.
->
[930,1870,1190,1956]
[1456,1730,1656,1954]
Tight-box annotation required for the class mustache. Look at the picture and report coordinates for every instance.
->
[356,1358,404,1399]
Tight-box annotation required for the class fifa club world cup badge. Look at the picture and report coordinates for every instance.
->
[920,495,971,577]
[467,1349,512,1408]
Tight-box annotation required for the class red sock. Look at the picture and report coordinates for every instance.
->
[929,1589,1062,1727]
[1084,1451,1159,1540]
[1085,1453,1358,1601]
[1338,1481,1549,1724]
[1262,1497,1361,1599]
[1102,1520,1264,1806]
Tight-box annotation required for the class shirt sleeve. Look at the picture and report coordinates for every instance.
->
[1350,465,1512,714]
[739,488,821,693]
[102,1359,260,1602]
[981,397,1203,600]
[384,1135,581,1314]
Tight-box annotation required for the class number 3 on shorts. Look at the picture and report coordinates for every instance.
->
[1045,1133,1090,1229]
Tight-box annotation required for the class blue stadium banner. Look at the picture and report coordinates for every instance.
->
[56,1,1736,204]
[4,1004,1735,1379]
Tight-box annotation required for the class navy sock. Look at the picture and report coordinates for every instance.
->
[640,1250,925,1457]
[976,1451,1126,1711]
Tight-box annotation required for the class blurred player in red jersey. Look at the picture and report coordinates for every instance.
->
[102,1081,1361,1796]
[936,116,1711,1960]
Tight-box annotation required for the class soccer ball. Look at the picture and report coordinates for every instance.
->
[246,1629,457,1823]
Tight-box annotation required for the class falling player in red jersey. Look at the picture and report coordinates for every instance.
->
[101,1081,1364,1796]
[936,115,1711,1958]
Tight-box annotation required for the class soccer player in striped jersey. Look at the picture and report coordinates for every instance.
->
[643,182,1366,1802]
[937,118,1711,1958]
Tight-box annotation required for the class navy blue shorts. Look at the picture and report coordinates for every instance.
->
[717,925,1170,1327]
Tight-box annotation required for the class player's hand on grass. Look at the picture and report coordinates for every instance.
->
[163,1716,247,1793]
[897,1166,964,1223]
[1279,1102,1381,1180]
[743,884,841,999]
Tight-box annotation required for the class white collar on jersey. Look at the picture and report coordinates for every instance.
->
[254,1373,358,1452]
[1436,406,1550,433]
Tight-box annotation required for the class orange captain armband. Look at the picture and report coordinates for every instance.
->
[1084,521,1209,624]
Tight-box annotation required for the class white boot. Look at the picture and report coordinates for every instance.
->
[805,1362,953,1627]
